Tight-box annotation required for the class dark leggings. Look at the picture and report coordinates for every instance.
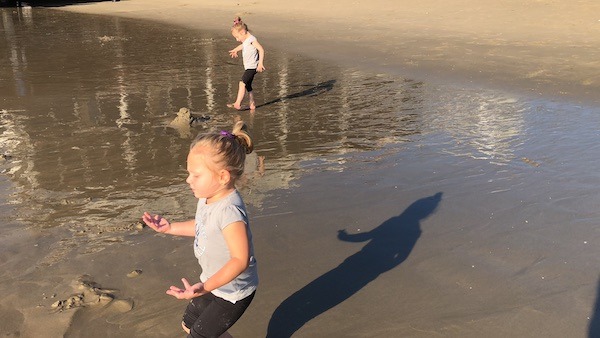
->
[241,69,257,92]
[182,291,255,338]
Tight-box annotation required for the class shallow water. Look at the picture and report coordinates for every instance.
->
[1,7,600,337]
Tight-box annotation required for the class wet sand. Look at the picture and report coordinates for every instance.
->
[1,1,600,338]
[57,0,600,105]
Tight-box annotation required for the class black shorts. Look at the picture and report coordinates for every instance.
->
[241,69,257,92]
[182,291,255,338]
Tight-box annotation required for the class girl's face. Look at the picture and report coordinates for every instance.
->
[185,147,228,201]
[232,29,245,42]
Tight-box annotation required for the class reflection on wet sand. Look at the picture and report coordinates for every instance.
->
[423,88,526,165]
[2,7,32,97]
[0,8,423,241]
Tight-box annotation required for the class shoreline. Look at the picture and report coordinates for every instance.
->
[54,0,600,105]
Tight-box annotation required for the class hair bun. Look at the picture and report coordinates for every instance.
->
[232,120,253,154]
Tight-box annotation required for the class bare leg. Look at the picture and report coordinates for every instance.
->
[228,81,246,110]
[248,91,256,110]
[182,322,190,334]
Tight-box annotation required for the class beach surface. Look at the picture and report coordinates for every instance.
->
[58,0,600,104]
[1,1,600,337]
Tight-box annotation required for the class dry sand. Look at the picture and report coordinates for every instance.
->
[2,1,600,337]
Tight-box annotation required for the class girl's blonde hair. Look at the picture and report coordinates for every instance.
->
[190,121,254,181]
[232,16,249,32]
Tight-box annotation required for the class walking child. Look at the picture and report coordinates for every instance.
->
[142,121,258,338]
[228,16,265,111]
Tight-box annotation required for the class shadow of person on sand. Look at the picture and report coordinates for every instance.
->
[266,192,443,337]
[589,277,600,337]
[256,80,336,109]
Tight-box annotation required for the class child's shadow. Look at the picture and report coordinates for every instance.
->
[256,80,335,109]
[266,192,443,337]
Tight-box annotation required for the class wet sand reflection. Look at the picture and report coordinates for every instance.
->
[0,9,424,239]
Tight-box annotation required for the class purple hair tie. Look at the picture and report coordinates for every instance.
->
[220,130,235,139]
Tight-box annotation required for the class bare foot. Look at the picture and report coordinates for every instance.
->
[249,102,256,110]
[227,103,242,110]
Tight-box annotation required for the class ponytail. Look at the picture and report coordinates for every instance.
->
[190,121,254,181]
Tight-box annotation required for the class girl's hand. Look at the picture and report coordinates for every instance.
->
[257,64,265,72]
[229,50,239,58]
[166,278,206,299]
[142,212,171,233]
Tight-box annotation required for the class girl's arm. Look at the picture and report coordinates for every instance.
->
[337,229,373,243]
[166,221,250,299]
[142,212,195,237]
[252,40,266,72]
[229,44,243,58]
[202,221,250,292]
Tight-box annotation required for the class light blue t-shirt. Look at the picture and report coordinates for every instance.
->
[194,190,258,303]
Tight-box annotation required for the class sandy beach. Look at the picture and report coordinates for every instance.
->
[57,0,600,104]
[1,1,600,337]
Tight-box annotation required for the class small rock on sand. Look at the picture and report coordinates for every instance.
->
[127,269,142,278]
